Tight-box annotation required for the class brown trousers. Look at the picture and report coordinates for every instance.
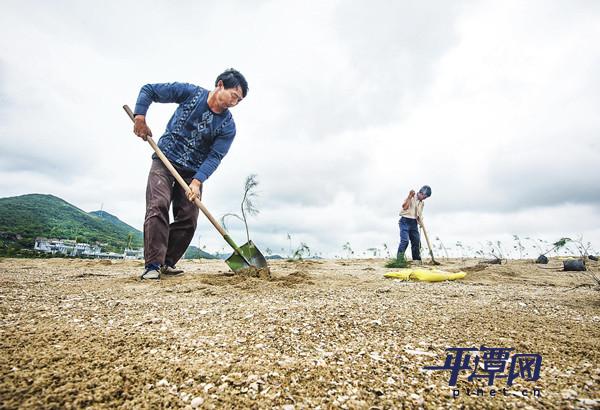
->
[144,159,200,268]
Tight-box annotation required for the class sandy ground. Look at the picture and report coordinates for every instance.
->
[0,257,599,409]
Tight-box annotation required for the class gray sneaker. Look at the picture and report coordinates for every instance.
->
[141,268,160,280]
[160,265,184,276]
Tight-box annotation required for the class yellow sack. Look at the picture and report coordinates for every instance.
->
[384,269,466,282]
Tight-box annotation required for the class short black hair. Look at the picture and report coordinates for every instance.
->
[419,185,432,198]
[216,68,248,98]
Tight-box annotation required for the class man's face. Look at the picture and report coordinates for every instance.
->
[216,81,243,110]
[417,192,427,201]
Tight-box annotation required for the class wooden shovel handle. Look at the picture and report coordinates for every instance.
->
[419,220,438,263]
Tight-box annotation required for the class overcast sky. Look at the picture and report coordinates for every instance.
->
[1,0,599,258]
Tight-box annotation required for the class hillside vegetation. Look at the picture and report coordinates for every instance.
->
[0,194,142,253]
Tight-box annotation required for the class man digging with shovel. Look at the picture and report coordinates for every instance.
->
[131,69,248,280]
[397,185,432,264]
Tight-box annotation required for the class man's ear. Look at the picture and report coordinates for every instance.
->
[216,80,224,89]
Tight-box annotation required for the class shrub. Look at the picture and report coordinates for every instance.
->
[385,253,408,268]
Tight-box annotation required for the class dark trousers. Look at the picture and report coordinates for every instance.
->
[144,159,200,269]
[397,217,421,260]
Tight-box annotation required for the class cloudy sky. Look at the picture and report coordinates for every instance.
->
[1,0,599,258]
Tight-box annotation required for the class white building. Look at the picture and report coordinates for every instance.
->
[34,237,142,259]
[123,248,144,260]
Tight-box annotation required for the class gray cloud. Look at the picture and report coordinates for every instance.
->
[0,146,72,175]
[487,143,600,210]
[261,1,468,140]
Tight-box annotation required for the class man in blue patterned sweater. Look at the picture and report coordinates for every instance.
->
[132,69,248,279]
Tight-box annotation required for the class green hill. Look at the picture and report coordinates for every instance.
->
[0,194,142,253]
[184,245,219,260]
[89,210,143,247]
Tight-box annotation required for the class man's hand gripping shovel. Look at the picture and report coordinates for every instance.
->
[123,105,269,274]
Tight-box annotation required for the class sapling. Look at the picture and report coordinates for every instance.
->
[485,240,505,262]
[475,242,486,259]
[545,237,571,256]
[567,236,593,270]
[435,237,449,259]
[292,242,310,260]
[558,237,600,278]
[533,237,572,264]
[342,242,354,259]
[526,237,545,257]
[496,240,507,259]
[382,243,391,258]
[221,174,260,244]
[476,240,502,263]
[466,245,475,258]
[455,241,466,259]
[563,244,578,257]
[512,235,526,259]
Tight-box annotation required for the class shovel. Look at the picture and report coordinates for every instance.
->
[418,219,441,265]
[123,105,268,273]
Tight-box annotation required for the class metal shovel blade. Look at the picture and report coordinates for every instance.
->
[225,240,268,273]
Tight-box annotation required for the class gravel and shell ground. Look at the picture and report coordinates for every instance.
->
[0,257,598,409]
